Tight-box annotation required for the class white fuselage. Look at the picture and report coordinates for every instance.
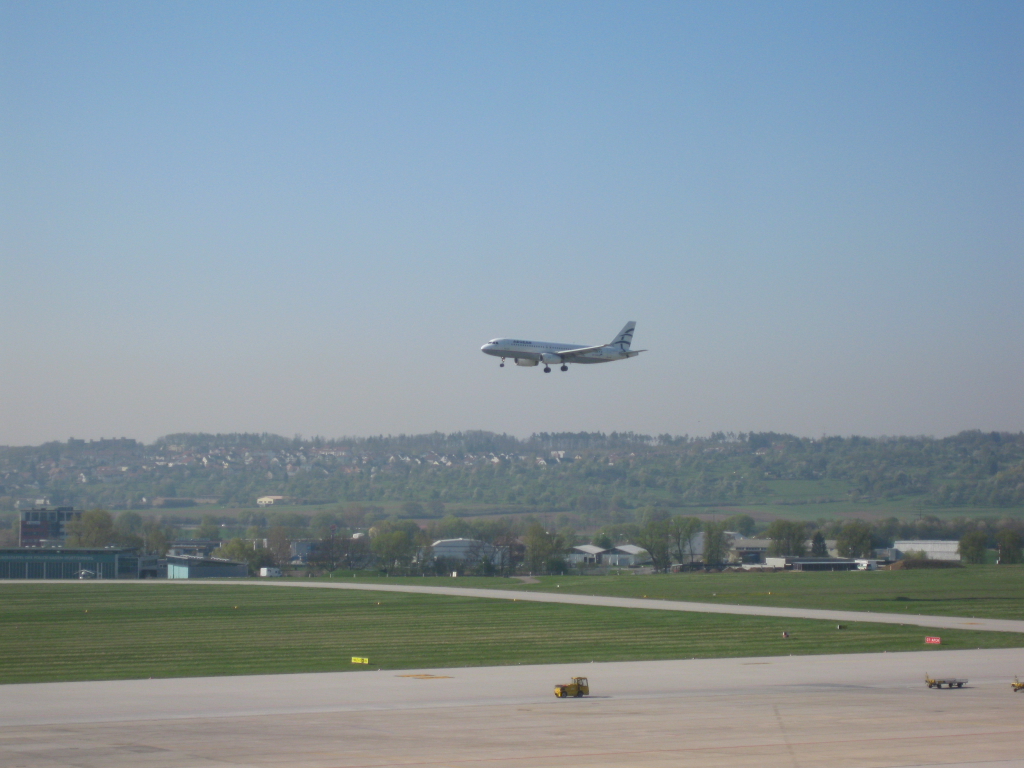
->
[480,338,637,365]
[481,322,643,371]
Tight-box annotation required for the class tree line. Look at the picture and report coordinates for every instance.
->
[3,430,1024,513]
[46,505,1023,576]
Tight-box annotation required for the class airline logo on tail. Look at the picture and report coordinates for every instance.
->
[611,322,636,352]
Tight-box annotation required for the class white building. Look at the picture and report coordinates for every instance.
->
[893,540,961,562]
[603,544,649,567]
[257,495,287,507]
[731,538,771,564]
[430,538,504,565]
[567,545,606,566]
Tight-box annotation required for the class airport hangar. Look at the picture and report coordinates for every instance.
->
[0,549,245,579]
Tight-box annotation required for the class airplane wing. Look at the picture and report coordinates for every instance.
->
[556,345,607,359]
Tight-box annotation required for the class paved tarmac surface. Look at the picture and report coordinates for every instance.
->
[3,648,1023,768]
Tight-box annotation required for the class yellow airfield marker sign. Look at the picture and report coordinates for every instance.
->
[352,657,369,664]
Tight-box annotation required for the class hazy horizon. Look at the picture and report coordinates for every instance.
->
[3,2,1022,446]
[3,425,1020,450]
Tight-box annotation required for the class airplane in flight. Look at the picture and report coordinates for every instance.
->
[481,322,645,372]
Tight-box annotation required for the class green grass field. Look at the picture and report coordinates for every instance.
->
[344,566,1024,620]
[2,583,1023,685]
[516,567,1024,620]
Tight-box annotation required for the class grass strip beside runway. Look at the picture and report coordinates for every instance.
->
[2,583,1024,684]
[353,565,1024,620]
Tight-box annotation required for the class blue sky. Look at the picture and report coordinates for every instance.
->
[2,1,1021,445]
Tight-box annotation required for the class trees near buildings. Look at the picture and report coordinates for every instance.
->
[216,537,255,570]
[702,521,728,565]
[196,514,221,540]
[267,526,292,566]
[669,515,702,565]
[837,520,873,558]
[592,522,640,547]
[635,512,671,572]
[958,530,988,564]
[995,529,1022,564]
[216,537,275,573]
[370,530,413,570]
[111,511,145,549]
[266,511,306,533]
[523,522,568,574]
[141,519,171,556]
[428,514,473,541]
[565,509,699,572]
[114,511,143,536]
[341,534,373,570]
[307,533,343,574]
[215,537,250,563]
[810,530,828,557]
[724,514,756,537]
[370,520,422,572]
[66,509,171,554]
[309,510,344,539]
[523,523,547,573]
[65,509,115,547]
[766,520,807,557]
[472,517,522,575]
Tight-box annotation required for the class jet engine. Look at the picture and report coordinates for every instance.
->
[540,352,562,365]
[515,358,539,367]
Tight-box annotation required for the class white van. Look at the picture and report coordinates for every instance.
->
[259,567,283,577]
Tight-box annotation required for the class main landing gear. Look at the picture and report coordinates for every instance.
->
[560,364,568,372]
[543,366,551,373]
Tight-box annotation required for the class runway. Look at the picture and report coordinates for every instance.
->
[29,577,1024,634]
[231,579,1024,633]
[3,648,1023,767]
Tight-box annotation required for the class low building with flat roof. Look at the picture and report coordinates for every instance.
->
[166,555,247,579]
[765,556,859,572]
[0,548,147,579]
[430,538,505,565]
[893,540,961,562]
[168,539,221,558]
[731,538,771,564]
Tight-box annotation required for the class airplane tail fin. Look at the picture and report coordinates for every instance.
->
[609,321,636,352]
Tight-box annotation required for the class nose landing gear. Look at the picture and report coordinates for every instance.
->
[500,357,505,368]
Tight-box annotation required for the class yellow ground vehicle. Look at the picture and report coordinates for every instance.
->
[554,677,589,698]
[1012,677,1023,693]
[925,673,967,689]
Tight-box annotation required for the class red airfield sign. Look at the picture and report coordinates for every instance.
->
[925,636,942,644]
